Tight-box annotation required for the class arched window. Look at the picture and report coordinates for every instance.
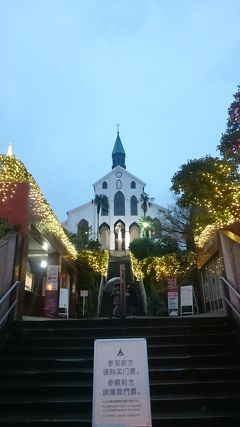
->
[102,181,107,189]
[131,181,136,189]
[130,195,138,215]
[77,219,89,244]
[129,222,140,242]
[116,179,122,189]
[114,191,125,216]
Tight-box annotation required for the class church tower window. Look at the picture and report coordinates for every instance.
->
[131,181,136,189]
[130,195,138,215]
[102,181,108,189]
[114,191,125,215]
[116,179,122,189]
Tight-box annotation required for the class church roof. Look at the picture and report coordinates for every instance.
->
[112,132,125,155]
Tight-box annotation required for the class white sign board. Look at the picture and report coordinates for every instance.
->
[180,285,193,315]
[92,338,152,427]
[80,290,89,297]
[168,291,178,316]
[59,288,68,308]
[59,288,69,318]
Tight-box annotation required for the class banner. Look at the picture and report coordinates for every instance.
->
[167,278,178,316]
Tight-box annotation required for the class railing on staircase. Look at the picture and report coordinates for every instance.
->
[0,281,20,329]
[220,276,240,320]
[97,276,105,317]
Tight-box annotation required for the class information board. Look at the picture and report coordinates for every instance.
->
[92,338,152,427]
[180,285,193,315]
[167,278,178,316]
[80,290,89,297]
[59,288,69,318]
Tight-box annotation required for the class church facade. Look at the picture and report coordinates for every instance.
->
[63,132,165,252]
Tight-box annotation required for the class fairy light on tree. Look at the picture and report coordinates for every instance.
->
[171,156,240,248]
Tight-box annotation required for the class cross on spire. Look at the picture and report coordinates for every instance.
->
[116,123,120,135]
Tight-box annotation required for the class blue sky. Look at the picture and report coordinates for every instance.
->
[0,0,240,220]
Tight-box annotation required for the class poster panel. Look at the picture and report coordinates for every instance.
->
[46,265,59,291]
[168,291,178,316]
[167,278,178,316]
[44,265,59,317]
[180,285,193,315]
[92,338,152,427]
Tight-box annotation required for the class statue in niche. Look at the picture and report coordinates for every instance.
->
[115,223,122,250]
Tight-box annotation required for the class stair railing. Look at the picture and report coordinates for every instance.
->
[220,276,240,320]
[0,281,20,328]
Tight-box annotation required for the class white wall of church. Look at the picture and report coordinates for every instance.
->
[64,201,95,235]
[64,165,164,251]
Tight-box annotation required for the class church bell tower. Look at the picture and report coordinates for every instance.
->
[112,130,126,169]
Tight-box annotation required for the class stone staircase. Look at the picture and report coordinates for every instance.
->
[0,316,240,426]
[101,255,143,316]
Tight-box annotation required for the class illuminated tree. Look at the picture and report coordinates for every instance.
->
[171,156,240,245]
[218,85,240,165]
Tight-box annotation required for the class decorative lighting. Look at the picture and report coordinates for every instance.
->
[42,242,49,251]
[78,250,109,277]
[40,260,48,268]
[0,154,77,259]
[130,251,196,282]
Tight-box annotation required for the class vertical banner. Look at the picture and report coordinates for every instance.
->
[92,338,152,427]
[44,265,59,318]
[120,264,126,317]
[167,278,178,316]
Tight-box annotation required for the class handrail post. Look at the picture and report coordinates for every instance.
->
[14,282,20,321]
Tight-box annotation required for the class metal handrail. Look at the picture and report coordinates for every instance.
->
[0,281,20,327]
[220,276,240,319]
[222,296,240,319]
[220,276,240,300]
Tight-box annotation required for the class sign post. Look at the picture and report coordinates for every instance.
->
[92,338,152,427]
[120,264,126,317]
[80,290,88,317]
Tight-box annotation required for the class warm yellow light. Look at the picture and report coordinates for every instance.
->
[0,154,77,259]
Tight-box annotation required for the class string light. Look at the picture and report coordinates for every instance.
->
[0,154,77,259]
[79,250,109,277]
[130,252,196,282]
[188,161,240,248]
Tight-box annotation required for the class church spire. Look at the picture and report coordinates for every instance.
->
[112,127,126,169]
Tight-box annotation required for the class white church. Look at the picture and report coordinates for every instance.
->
[63,131,165,253]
